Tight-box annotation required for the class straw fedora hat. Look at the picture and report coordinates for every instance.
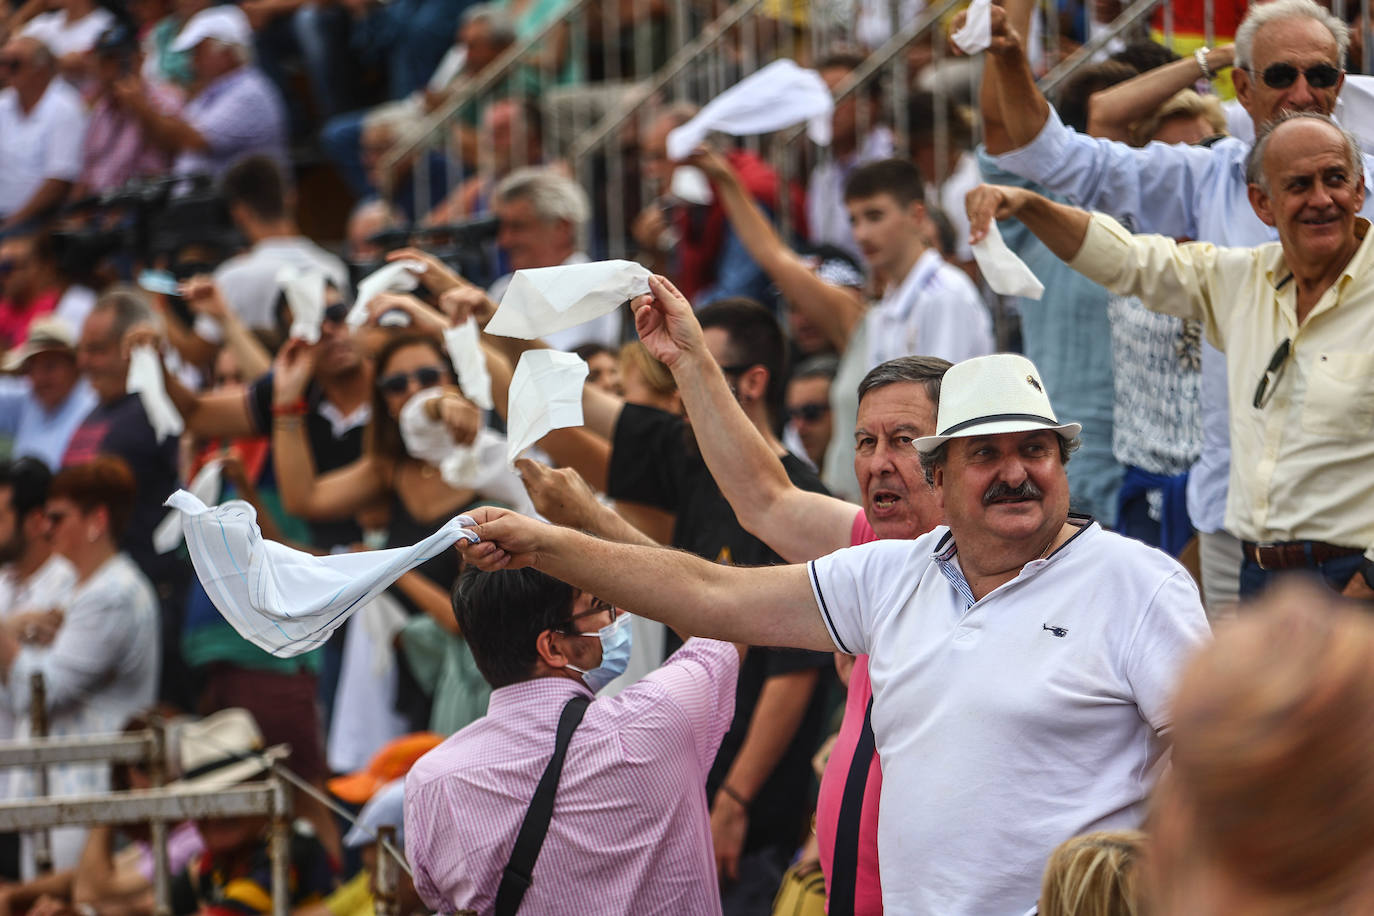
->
[168,708,290,791]
[914,354,1081,454]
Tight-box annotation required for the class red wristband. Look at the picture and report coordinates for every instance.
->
[272,400,308,416]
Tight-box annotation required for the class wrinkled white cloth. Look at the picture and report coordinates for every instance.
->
[347,260,424,328]
[670,166,714,205]
[153,459,223,554]
[326,593,409,774]
[166,489,479,657]
[486,260,651,341]
[443,320,494,409]
[277,266,327,343]
[973,220,1045,299]
[505,350,588,465]
[127,346,184,442]
[951,0,993,54]
[665,59,834,161]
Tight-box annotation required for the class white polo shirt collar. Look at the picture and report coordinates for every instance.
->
[931,513,1098,611]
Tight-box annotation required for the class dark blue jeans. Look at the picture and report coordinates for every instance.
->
[1238,551,1365,600]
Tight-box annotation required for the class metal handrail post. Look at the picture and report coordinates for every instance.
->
[270,771,292,916]
[149,721,171,916]
[29,673,51,874]
[373,825,399,916]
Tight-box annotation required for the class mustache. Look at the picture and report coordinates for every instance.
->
[983,480,1043,505]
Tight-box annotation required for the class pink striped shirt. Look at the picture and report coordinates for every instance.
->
[405,637,738,915]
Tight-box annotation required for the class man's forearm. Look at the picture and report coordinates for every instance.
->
[1012,193,1093,261]
[3,178,71,229]
[721,667,820,802]
[992,51,1052,151]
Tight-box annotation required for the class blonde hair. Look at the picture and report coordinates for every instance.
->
[618,342,676,400]
[1130,89,1228,148]
[1040,830,1146,916]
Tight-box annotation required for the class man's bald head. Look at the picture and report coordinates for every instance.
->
[1246,111,1362,195]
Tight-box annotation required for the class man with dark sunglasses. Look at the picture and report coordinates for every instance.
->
[977,0,1374,617]
[968,110,1374,604]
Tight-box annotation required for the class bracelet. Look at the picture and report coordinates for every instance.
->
[1195,46,1214,81]
[273,414,304,431]
[718,784,750,808]
[272,400,308,416]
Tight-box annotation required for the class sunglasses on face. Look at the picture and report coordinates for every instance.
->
[322,302,349,325]
[1252,62,1342,89]
[377,365,445,396]
[786,402,831,423]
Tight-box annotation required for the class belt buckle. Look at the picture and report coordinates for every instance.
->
[1255,541,1280,571]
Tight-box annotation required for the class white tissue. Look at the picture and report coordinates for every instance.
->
[485,260,651,341]
[670,166,714,205]
[505,350,589,465]
[277,266,328,344]
[972,220,1045,299]
[952,0,993,54]
[347,260,425,328]
[127,346,184,442]
[443,319,494,409]
[665,59,834,161]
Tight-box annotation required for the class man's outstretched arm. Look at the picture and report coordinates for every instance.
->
[634,275,860,561]
[459,508,836,652]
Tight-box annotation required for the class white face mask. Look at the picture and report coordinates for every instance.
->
[564,612,633,693]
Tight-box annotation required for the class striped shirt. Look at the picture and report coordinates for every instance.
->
[405,637,738,915]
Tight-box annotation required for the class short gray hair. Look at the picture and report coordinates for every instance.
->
[492,168,589,227]
[93,286,157,340]
[1235,0,1350,70]
[461,3,516,44]
[918,434,1080,487]
[363,101,419,140]
[856,355,952,406]
[1245,110,1363,194]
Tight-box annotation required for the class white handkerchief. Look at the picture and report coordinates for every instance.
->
[347,260,425,328]
[952,0,993,54]
[665,59,834,161]
[166,489,479,658]
[670,166,714,205]
[127,346,184,442]
[505,350,588,465]
[277,266,328,343]
[972,220,1045,299]
[443,320,494,409]
[153,459,223,554]
[485,260,651,341]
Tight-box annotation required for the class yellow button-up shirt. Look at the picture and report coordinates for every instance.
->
[1069,213,1374,553]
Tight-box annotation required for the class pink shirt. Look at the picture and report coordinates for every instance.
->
[405,637,739,915]
[814,510,883,914]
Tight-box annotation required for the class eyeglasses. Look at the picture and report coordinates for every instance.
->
[558,597,618,634]
[1252,337,1292,409]
[786,402,830,423]
[377,366,445,396]
[1249,62,1342,90]
[322,302,349,325]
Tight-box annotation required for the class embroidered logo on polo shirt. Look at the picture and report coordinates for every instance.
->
[1027,375,1043,392]
[1042,623,1068,638]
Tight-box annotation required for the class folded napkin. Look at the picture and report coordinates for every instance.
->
[505,350,588,465]
[277,266,328,343]
[166,489,479,657]
[485,260,651,341]
[951,0,993,54]
[972,220,1045,299]
[347,260,425,328]
[127,346,184,442]
[665,59,834,161]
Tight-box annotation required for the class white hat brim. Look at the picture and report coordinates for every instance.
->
[914,418,1082,454]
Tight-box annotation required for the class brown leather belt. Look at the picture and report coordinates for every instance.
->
[1242,540,1365,571]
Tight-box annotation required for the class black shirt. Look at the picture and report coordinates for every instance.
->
[608,403,834,856]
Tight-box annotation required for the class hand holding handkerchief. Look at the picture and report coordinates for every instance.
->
[347,260,425,328]
[972,220,1045,299]
[505,350,589,465]
[485,260,651,341]
[951,0,993,54]
[665,59,834,161]
[167,489,479,657]
[127,345,184,442]
[277,266,328,343]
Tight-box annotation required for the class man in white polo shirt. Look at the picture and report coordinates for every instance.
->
[0,36,87,230]
[458,325,1210,915]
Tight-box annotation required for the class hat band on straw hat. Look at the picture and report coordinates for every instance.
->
[181,750,268,783]
[938,412,1062,438]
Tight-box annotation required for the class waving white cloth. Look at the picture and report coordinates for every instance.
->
[505,350,588,465]
[972,221,1045,299]
[486,260,651,341]
[443,320,494,409]
[166,489,479,657]
[669,166,714,205]
[277,266,328,343]
[346,260,425,328]
[951,0,993,54]
[153,459,223,554]
[127,346,184,442]
[665,59,834,161]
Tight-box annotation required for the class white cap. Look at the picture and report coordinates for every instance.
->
[913,353,1082,454]
[342,779,406,850]
[170,5,252,53]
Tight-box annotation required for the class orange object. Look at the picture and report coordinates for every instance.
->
[327,732,446,804]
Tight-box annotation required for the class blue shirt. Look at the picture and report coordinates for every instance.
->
[0,378,97,472]
[990,108,1374,534]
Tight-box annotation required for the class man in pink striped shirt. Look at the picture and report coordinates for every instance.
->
[404,565,740,915]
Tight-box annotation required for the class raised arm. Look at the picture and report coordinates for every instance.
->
[636,274,859,561]
[966,183,1091,260]
[1087,46,1235,141]
[460,508,836,652]
[965,1,1051,154]
[690,147,866,350]
[120,325,257,440]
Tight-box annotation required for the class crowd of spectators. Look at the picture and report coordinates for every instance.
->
[0,0,1372,912]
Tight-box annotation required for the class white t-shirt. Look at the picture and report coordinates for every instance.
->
[808,519,1210,915]
[0,80,87,218]
[0,554,76,748]
[21,7,116,56]
[866,247,994,370]
[199,237,351,341]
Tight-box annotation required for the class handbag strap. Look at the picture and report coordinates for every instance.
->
[828,697,876,916]
[494,694,591,916]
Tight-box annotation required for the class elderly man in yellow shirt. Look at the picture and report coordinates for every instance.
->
[967,110,1374,604]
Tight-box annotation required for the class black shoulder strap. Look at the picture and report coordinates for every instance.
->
[828,697,876,916]
[494,694,591,916]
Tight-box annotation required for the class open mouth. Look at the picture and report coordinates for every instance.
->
[870,490,902,512]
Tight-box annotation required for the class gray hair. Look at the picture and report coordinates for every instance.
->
[492,167,589,227]
[362,101,420,140]
[856,355,952,406]
[1245,111,1363,194]
[793,354,840,382]
[918,434,1080,487]
[93,285,158,340]
[1235,0,1350,70]
[461,3,517,44]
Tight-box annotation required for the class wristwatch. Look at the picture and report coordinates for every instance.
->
[1195,47,1214,81]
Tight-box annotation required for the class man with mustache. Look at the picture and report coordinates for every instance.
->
[968,111,1374,603]
[457,292,1211,915]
